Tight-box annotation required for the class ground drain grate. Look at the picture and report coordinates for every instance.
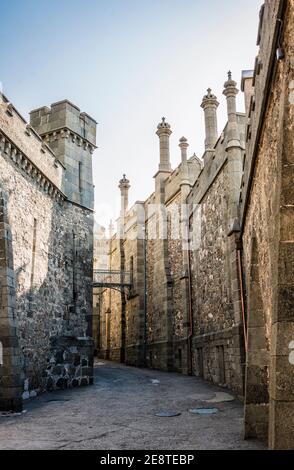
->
[155,410,181,418]
[0,410,27,418]
[46,399,71,403]
[189,408,219,415]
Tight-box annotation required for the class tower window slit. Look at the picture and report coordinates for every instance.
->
[79,161,83,193]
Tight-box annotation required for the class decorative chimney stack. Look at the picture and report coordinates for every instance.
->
[223,71,243,233]
[154,118,172,204]
[119,174,130,217]
[223,71,242,149]
[179,137,190,191]
[108,220,114,239]
[201,88,219,153]
[156,117,172,172]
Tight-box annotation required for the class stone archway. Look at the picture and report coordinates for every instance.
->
[244,237,270,441]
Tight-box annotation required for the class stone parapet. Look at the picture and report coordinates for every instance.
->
[0,93,64,191]
[30,100,97,147]
[0,130,66,202]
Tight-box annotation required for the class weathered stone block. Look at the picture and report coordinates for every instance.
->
[269,400,294,450]
[244,403,269,441]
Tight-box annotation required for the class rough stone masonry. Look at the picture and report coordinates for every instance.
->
[96,0,294,450]
[0,95,96,411]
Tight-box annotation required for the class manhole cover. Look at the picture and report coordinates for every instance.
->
[155,411,181,418]
[189,408,219,415]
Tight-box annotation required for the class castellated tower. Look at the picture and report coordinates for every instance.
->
[0,93,97,411]
[30,100,96,209]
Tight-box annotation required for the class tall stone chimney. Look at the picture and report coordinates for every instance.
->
[223,71,242,147]
[179,137,190,192]
[108,220,114,238]
[223,71,243,233]
[156,117,172,172]
[201,88,219,153]
[119,174,130,217]
[154,118,172,204]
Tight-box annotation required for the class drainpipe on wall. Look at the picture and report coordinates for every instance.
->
[187,245,194,376]
[139,223,148,367]
[237,245,248,353]
[118,175,130,364]
[143,225,147,367]
[179,137,193,375]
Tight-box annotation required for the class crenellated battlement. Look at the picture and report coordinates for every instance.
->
[29,99,96,210]
[0,129,66,201]
[30,99,97,148]
[0,93,64,195]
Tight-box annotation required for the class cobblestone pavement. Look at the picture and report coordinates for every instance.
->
[0,361,265,450]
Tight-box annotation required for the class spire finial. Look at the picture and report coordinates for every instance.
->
[157,116,171,132]
[223,70,238,93]
[202,88,218,104]
[119,174,130,189]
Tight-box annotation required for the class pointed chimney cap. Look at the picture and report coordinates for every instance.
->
[224,70,237,88]
[157,116,171,131]
[201,88,219,108]
[179,136,189,148]
[204,88,217,100]
[119,174,130,189]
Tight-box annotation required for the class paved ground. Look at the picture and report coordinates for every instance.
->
[0,361,265,450]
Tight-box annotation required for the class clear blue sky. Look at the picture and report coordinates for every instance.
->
[1,0,261,228]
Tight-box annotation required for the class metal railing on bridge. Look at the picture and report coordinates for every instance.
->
[93,269,132,291]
